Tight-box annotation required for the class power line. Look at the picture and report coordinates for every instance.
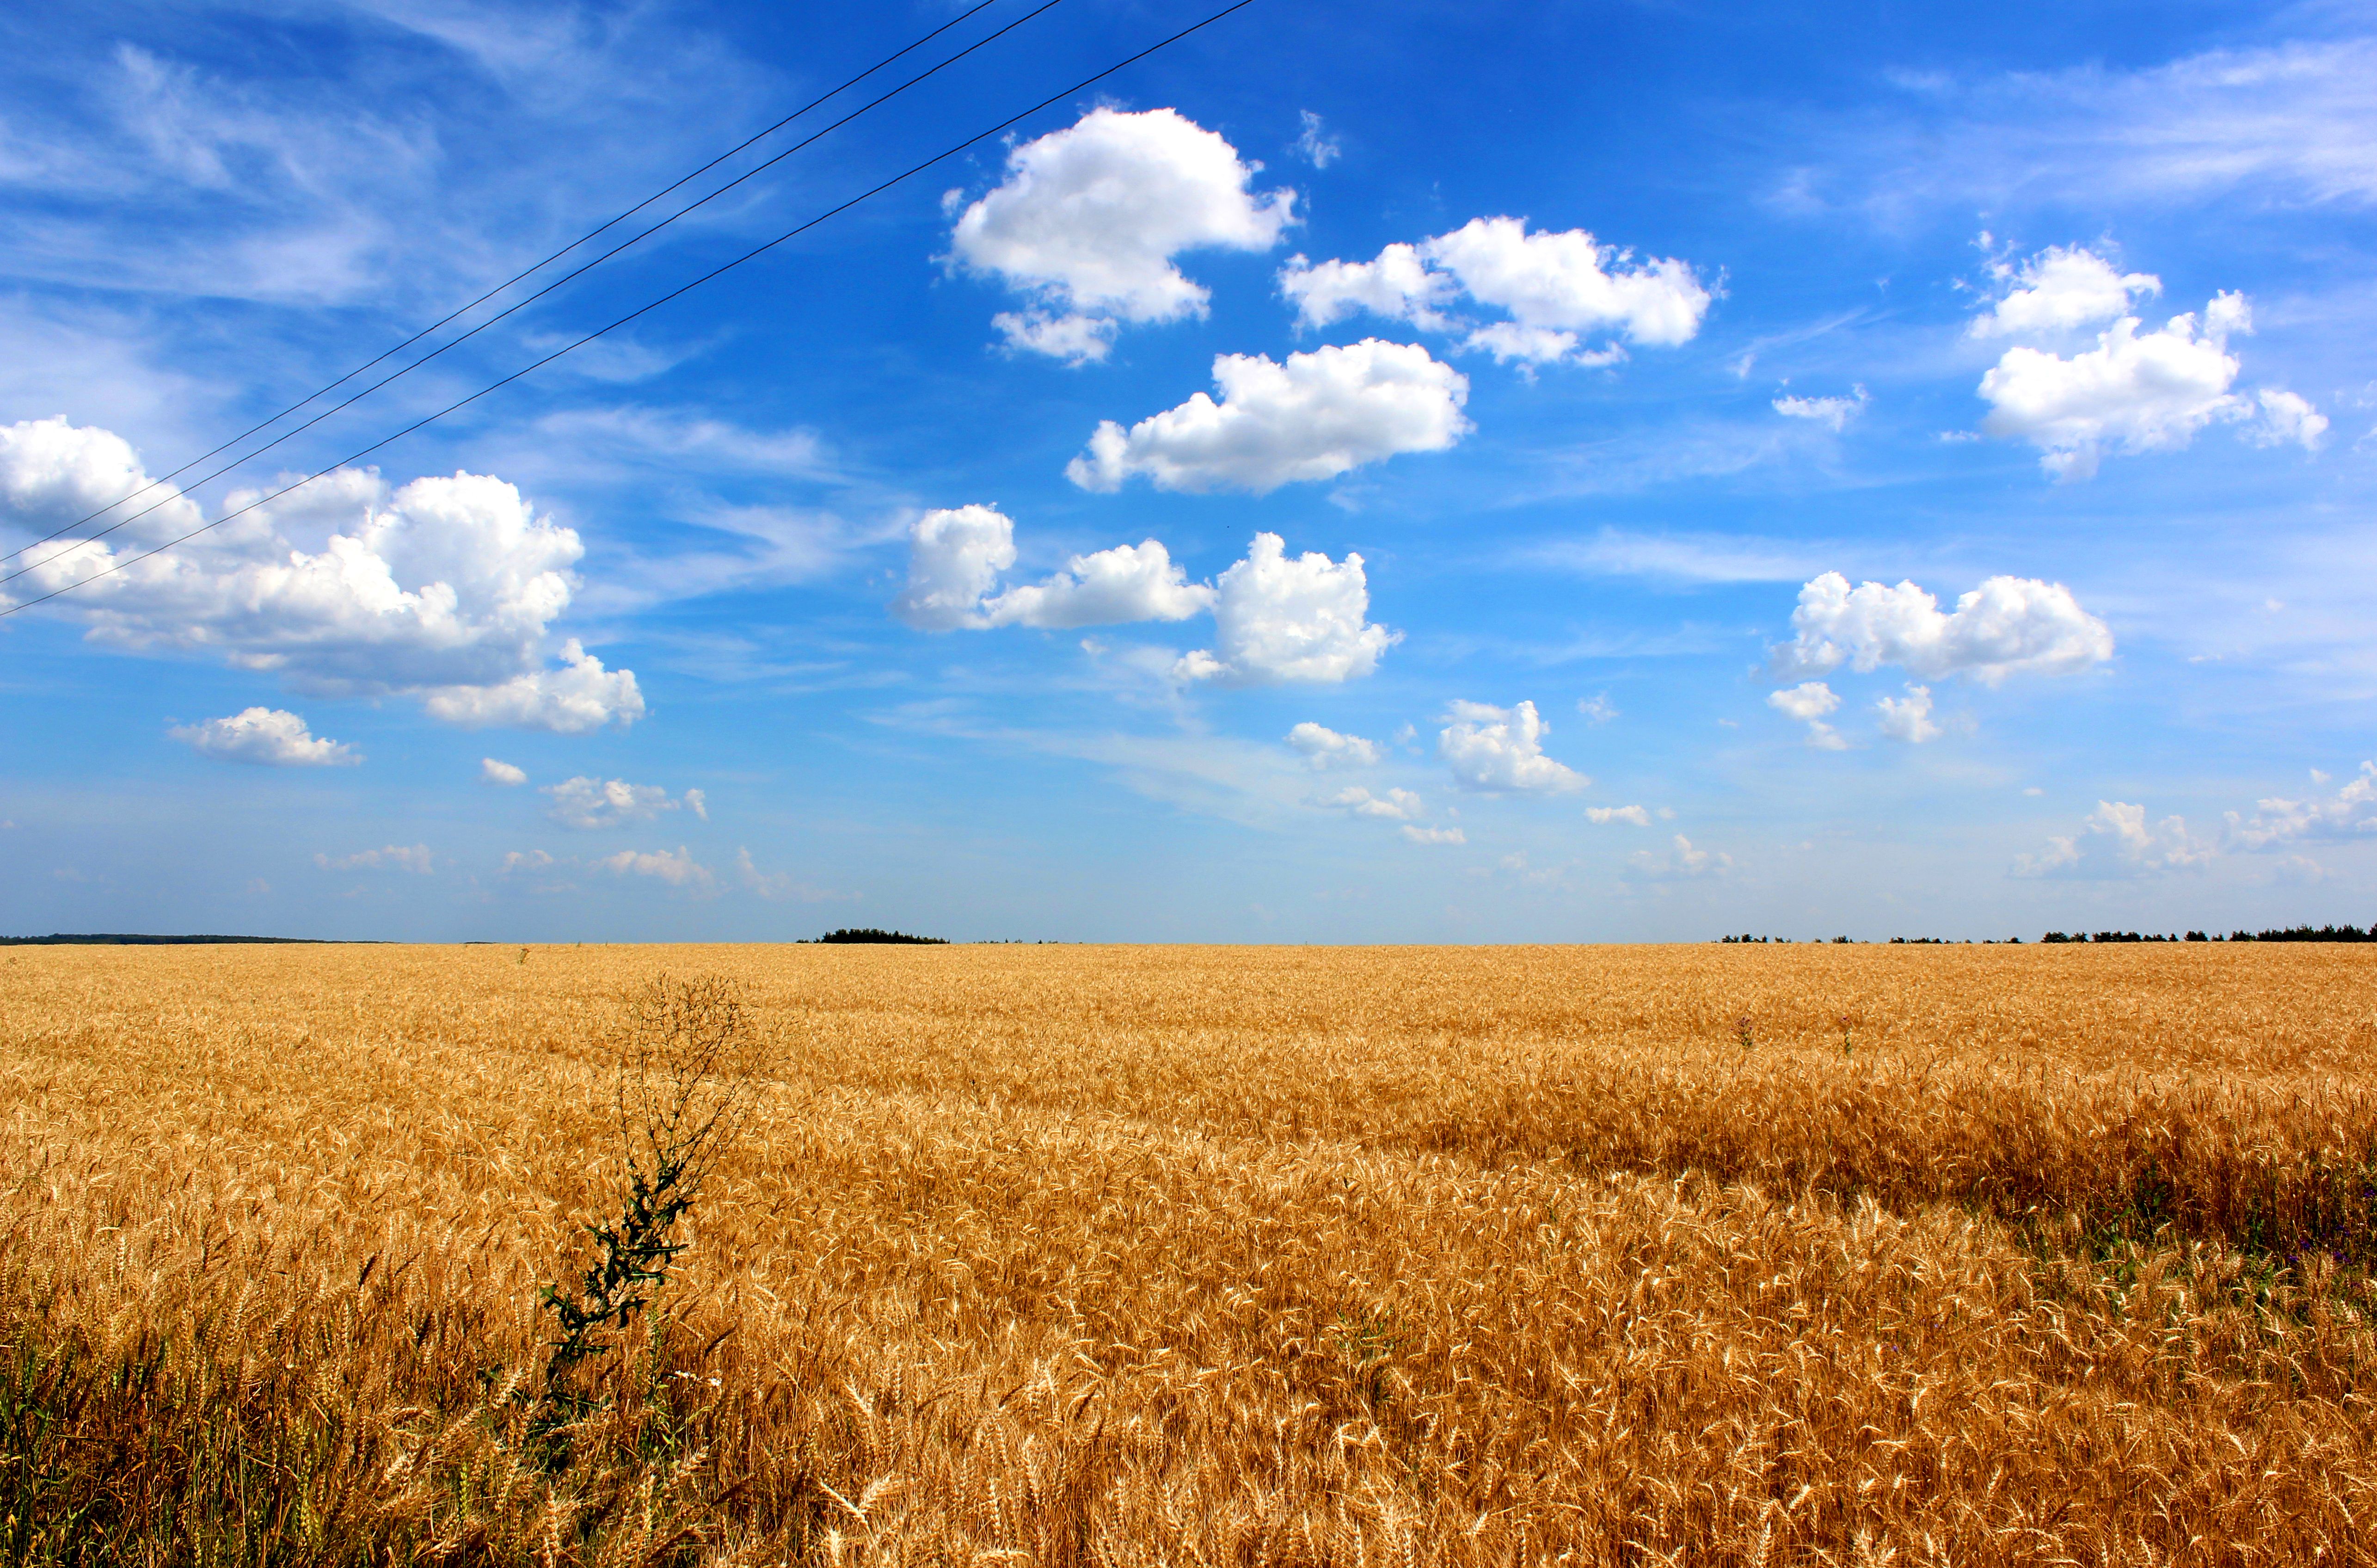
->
[0,0,1072,593]
[0,0,1260,622]
[0,0,1014,572]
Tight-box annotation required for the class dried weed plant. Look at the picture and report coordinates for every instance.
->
[538,974,772,1463]
[1,942,2375,1564]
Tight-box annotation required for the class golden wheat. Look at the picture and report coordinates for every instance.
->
[3,941,2376,1564]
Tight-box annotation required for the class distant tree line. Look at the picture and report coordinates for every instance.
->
[2041,925,2376,944]
[1717,935,2022,945]
[0,933,339,946]
[1718,924,2377,946]
[810,928,948,945]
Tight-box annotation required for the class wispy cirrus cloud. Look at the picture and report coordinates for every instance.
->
[1784,36,2377,216]
[1523,527,1824,585]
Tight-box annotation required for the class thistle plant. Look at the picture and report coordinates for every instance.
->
[535,974,770,1461]
[1735,1015,1755,1051]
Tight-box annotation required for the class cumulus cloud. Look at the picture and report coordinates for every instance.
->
[2225,761,2377,849]
[1318,784,1422,821]
[891,506,1213,633]
[171,707,358,766]
[1278,244,1456,334]
[542,776,701,830]
[417,639,643,733]
[1874,683,1943,744]
[983,541,1213,629]
[1578,693,1619,723]
[592,845,712,889]
[1625,834,1730,881]
[1965,255,2324,480]
[1978,293,2254,479]
[1281,215,1712,367]
[500,849,554,874]
[947,107,1295,363]
[1968,245,2159,338]
[1771,572,2113,686]
[1772,385,1868,430]
[1401,824,1466,845]
[1767,681,1847,750]
[0,418,640,730]
[894,519,1396,686]
[1176,535,1397,685]
[2014,800,2213,878]
[1438,699,1587,793]
[315,843,433,873]
[1287,721,1381,769]
[1587,804,1652,826]
[480,757,527,786]
[890,504,1016,632]
[1066,340,1470,495]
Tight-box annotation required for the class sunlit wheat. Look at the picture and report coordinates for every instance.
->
[1,941,2373,1563]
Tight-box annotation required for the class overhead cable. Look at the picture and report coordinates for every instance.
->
[0,0,1015,571]
[2,0,1074,590]
[0,0,1260,621]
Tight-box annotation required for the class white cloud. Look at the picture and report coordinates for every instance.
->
[417,639,643,733]
[1577,693,1619,723]
[1400,824,1466,845]
[1625,834,1730,881]
[1175,534,1396,686]
[1066,340,1470,495]
[1278,244,1456,333]
[1282,216,1712,366]
[480,757,528,786]
[0,418,640,730]
[1874,683,1943,744]
[2225,762,2377,849]
[1959,247,2327,477]
[542,776,700,830]
[171,707,357,766]
[2013,800,2212,878]
[593,845,712,889]
[315,843,433,873]
[894,521,1396,686]
[1587,804,1652,826]
[890,504,1016,632]
[1766,680,1847,750]
[1287,721,1381,769]
[1978,291,2258,479]
[500,849,554,874]
[1771,572,2113,686]
[2244,388,2328,451]
[947,107,1295,363]
[1427,217,1711,360]
[982,540,1213,629]
[1438,699,1587,793]
[1767,681,1839,721]
[1292,110,1339,169]
[1969,246,2159,339]
[1772,385,1868,430]
[1320,784,1422,821]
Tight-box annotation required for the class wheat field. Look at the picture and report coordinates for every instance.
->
[5,941,2377,1565]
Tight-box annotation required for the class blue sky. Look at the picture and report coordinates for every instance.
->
[3,0,2373,941]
